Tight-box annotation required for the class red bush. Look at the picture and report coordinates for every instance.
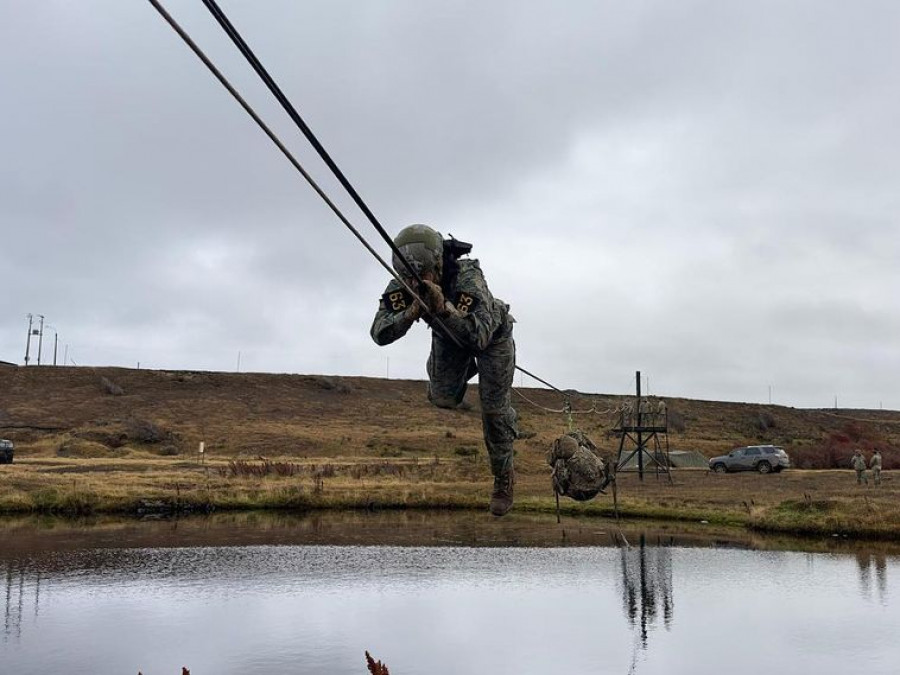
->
[790,422,896,469]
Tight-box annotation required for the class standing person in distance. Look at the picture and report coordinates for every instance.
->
[870,448,882,486]
[370,224,518,516]
[851,448,868,485]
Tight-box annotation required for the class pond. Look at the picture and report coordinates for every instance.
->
[1,511,897,674]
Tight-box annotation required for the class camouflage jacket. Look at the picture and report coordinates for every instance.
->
[870,453,882,470]
[370,259,511,352]
[851,453,867,470]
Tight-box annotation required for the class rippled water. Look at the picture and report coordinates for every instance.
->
[1,512,897,675]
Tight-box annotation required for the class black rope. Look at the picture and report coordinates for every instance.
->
[197,0,424,287]
[146,0,570,395]
[515,365,564,394]
[144,0,467,350]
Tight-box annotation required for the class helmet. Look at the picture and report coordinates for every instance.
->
[392,224,443,277]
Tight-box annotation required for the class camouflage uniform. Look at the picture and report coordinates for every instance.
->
[371,258,518,482]
[851,451,868,485]
[870,451,882,486]
[548,431,610,501]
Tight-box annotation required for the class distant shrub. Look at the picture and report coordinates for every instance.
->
[126,418,170,444]
[308,376,352,394]
[57,438,118,458]
[667,410,686,433]
[453,446,478,457]
[157,444,180,456]
[76,430,127,449]
[789,422,896,469]
[220,460,303,477]
[757,411,777,431]
[99,376,124,396]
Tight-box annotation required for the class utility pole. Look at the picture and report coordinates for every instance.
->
[36,315,45,366]
[52,329,58,366]
[637,370,644,480]
[24,314,33,365]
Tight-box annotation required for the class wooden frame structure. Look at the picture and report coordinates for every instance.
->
[614,370,672,482]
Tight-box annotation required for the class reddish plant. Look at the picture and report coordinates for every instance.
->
[365,651,391,675]
[790,423,896,469]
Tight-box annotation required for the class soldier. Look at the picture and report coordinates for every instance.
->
[851,449,868,485]
[870,449,882,486]
[371,224,517,516]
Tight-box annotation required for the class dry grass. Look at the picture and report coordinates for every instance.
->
[2,455,899,538]
[2,366,900,538]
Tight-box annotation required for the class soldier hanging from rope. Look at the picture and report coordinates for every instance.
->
[370,225,518,516]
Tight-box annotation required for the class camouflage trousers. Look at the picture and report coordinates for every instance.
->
[427,330,517,478]
[856,469,868,485]
[873,468,882,486]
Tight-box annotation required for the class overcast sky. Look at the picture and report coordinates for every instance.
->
[2,1,898,409]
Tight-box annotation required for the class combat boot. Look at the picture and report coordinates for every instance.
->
[490,467,514,517]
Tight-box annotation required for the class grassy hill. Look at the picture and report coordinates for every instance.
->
[2,365,898,466]
[3,366,900,538]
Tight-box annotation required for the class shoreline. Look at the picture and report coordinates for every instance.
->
[1,458,898,542]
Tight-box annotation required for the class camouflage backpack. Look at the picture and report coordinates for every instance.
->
[548,431,611,501]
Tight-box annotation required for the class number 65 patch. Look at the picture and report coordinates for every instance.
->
[454,292,480,314]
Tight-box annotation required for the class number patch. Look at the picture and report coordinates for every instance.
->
[382,288,414,313]
[455,292,480,314]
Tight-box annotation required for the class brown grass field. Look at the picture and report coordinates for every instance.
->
[2,365,900,539]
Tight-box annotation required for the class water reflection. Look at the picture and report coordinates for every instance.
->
[856,551,889,603]
[3,562,39,643]
[2,513,900,675]
[618,534,673,649]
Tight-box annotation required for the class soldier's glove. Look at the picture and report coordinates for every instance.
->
[420,280,447,317]
[405,300,422,322]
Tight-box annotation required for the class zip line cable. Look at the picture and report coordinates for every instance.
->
[147,0,569,396]
[192,0,580,394]
[145,0,462,348]
[197,0,424,286]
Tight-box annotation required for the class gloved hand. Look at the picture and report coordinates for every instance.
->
[404,300,422,322]
[420,280,447,316]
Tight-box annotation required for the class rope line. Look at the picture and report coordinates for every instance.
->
[147,0,572,397]
[513,388,581,414]
[145,0,469,352]
[197,0,423,286]
[512,388,622,418]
